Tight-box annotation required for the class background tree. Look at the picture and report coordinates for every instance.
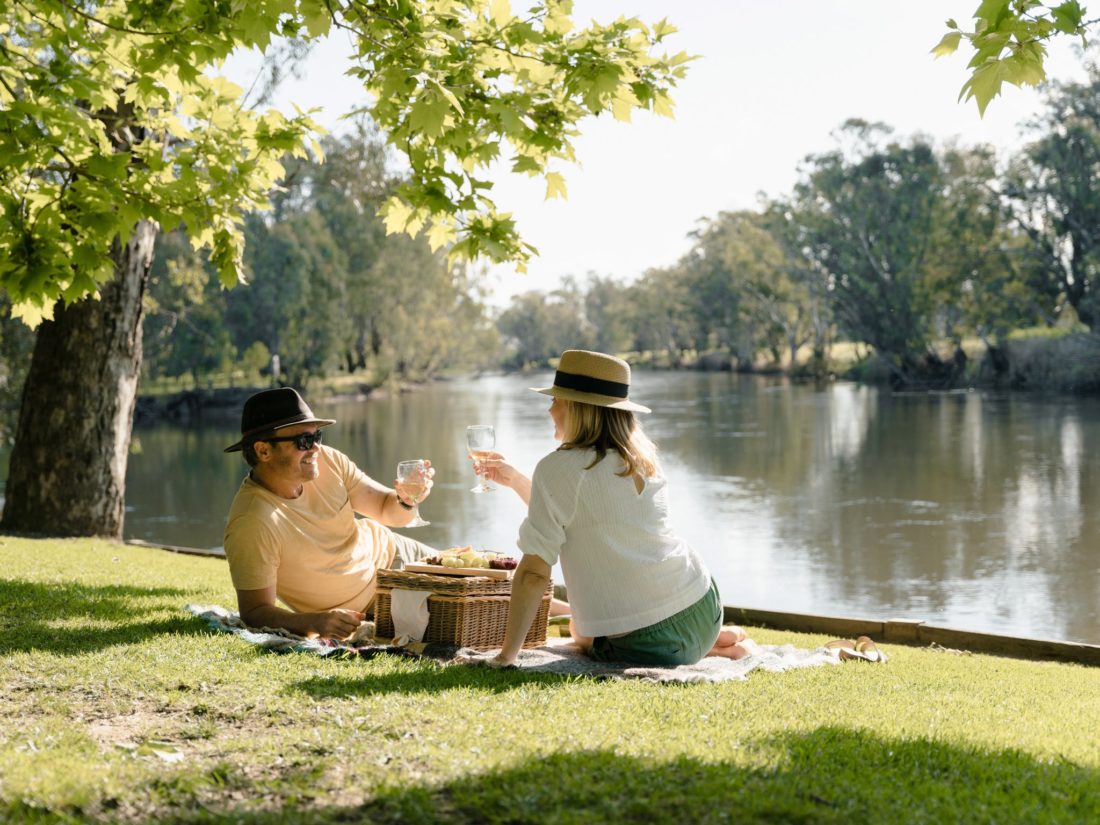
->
[582,275,635,355]
[271,121,394,375]
[0,299,35,445]
[621,267,697,364]
[763,201,834,375]
[1003,62,1100,331]
[674,218,743,359]
[684,210,814,369]
[496,277,595,368]
[142,232,226,387]
[794,122,950,382]
[931,144,1056,364]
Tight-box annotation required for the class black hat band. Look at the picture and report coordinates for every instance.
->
[553,369,629,399]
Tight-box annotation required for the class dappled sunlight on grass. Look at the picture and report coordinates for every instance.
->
[1,537,1098,822]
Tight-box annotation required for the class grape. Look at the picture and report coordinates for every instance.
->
[490,557,518,570]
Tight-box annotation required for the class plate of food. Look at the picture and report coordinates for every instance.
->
[405,546,519,579]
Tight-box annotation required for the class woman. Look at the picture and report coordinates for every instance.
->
[478,349,751,667]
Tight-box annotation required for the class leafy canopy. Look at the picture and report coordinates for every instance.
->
[0,1,324,325]
[933,1,1091,115]
[0,0,690,325]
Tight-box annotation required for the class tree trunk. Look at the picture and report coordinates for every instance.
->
[2,222,156,538]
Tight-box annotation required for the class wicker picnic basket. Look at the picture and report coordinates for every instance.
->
[374,568,551,650]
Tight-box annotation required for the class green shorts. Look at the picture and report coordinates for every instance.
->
[588,578,723,666]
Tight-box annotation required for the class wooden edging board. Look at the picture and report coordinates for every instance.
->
[126,538,226,559]
[725,605,1100,667]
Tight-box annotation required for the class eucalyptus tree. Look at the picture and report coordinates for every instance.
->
[677,216,746,357]
[762,201,834,374]
[1003,63,1100,331]
[496,277,595,368]
[933,144,1055,354]
[794,121,949,380]
[0,1,688,538]
[685,210,816,369]
[621,266,696,364]
[583,274,635,356]
[271,122,395,375]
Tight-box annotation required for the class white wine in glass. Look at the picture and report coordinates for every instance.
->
[465,425,496,493]
[396,459,431,527]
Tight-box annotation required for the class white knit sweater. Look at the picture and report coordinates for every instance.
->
[518,447,711,638]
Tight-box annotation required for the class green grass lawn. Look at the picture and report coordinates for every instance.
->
[2,537,1098,824]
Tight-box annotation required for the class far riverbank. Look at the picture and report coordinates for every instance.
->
[132,330,1100,427]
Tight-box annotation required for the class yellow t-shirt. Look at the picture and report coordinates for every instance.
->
[223,446,396,613]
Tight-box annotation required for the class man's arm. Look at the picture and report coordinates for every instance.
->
[236,585,364,639]
[347,475,420,527]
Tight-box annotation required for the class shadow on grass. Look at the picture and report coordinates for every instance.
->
[287,661,577,699]
[355,730,1100,823]
[0,577,203,656]
[19,728,1096,823]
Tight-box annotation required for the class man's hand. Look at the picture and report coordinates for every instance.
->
[238,587,367,639]
[312,608,365,640]
[394,460,435,506]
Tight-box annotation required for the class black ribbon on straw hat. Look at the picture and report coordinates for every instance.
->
[530,350,650,413]
[224,387,336,453]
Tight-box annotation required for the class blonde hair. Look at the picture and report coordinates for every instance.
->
[559,399,658,479]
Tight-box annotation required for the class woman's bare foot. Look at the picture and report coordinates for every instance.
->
[568,618,594,653]
[707,641,752,660]
[550,598,571,617]
[716,626,747,646]
[707,627,753,660]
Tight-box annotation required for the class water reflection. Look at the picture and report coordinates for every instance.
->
[4,372,1095,644]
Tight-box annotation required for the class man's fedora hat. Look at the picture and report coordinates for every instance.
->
[531,350,650,413]
[224,387,336,453]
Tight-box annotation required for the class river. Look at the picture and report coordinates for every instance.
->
[18,371,1100,644]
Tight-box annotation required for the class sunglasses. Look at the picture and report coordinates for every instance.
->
[262,430,324,451]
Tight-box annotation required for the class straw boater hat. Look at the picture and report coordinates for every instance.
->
[224,387,336,453]
[531,350,650,413]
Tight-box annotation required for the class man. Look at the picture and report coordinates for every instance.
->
[223,387,436,639]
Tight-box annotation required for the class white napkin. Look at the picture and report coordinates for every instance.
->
[389,589,431,641]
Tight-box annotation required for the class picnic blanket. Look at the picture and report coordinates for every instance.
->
[186,604,847,683]
[453,638,844,683]
[185,604,459,660]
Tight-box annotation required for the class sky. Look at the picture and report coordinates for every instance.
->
[225,1,1089,305]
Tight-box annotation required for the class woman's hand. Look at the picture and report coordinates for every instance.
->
[473,451,532,504]
[473,451,515,487]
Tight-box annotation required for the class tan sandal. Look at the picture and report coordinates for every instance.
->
[824,636,887,663]
[852,635,887,663]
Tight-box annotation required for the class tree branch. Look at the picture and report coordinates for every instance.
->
[51,0,193,37]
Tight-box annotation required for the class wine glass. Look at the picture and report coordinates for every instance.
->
[465,425,496,493]
[396,459,431,527]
